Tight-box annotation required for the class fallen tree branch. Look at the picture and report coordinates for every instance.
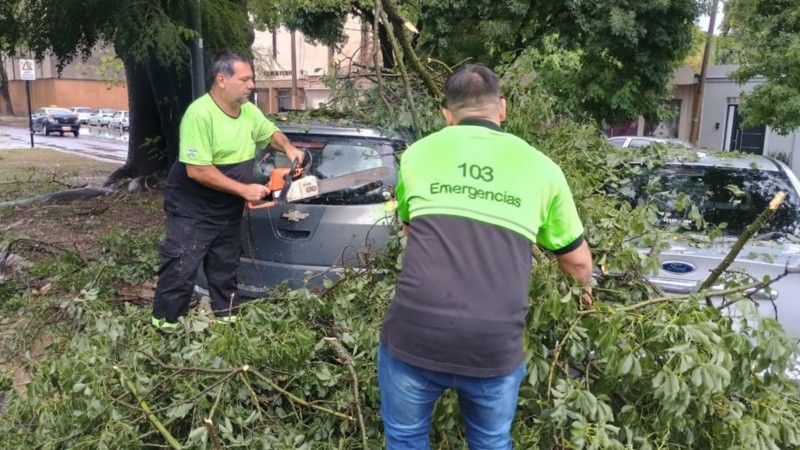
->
[376,0,424,139]
[577,270,795,317]
[1,238,87,267]
[381,0,443,99]
[249,369,355,421]
[324,337,368,449]
[0,187,113,208]
[547,318,581,403]
[698,191,786,302]
[114,366,182,450]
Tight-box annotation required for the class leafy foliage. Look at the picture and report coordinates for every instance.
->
[2,125,799,449]
[722,0,800,133]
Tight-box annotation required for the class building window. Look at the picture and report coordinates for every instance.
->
[644,99,681,138]
[277,89,293,110]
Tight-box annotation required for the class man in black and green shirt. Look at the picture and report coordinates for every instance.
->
[378,64,593,449]
[151,51,303,332]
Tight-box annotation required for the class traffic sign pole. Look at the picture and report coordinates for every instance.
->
[19,59,37,148]
[26,81,34,148]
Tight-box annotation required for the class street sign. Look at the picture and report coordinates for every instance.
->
[19,59,36,81]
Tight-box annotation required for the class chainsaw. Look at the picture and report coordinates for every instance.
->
[247,157,392,210]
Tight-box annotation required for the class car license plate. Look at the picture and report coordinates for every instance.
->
[61,126,71,132]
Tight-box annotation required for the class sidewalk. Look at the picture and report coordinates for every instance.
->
[0,115,30,128]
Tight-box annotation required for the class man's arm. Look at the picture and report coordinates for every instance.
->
[555,240,594,305]
[269,131,305,164]
[186,164,269,202]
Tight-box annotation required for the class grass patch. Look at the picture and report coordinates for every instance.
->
[0,148,120,201]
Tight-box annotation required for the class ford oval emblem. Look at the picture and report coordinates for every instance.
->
[662,261,696,274]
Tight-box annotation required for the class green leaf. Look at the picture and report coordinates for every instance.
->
[165,403,194,419]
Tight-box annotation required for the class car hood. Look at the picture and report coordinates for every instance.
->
[650,236,800,286]
[644,235,800,338]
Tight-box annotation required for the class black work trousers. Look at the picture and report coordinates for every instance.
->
[152,213,242,322]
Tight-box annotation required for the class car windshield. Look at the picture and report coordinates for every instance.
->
[255,133,399,205]
[75,108,92,113]
[619,164,800,236]
[49,108,73,115]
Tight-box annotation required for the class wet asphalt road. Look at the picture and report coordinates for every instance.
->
[0,123,128,164]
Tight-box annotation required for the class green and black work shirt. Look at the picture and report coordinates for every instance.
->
[380,119,585,377]
[164,94,278,224]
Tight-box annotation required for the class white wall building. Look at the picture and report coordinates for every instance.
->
[698,65,800,176]
[251,15,374,113]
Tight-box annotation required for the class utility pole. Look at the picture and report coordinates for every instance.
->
[689,0,720,146]
[190,0,205,99]
[290,30,298,110]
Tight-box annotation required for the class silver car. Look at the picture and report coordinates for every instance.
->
[108,110,129,130]
[195,122,406,299]
[70,107,93,124]
[88,108,117,127]
[608,135,694,149]
[616,152,800,376]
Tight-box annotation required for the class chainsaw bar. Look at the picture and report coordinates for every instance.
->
[315,166,393,195]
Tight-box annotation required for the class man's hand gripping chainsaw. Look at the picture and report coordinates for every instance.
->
[247,156,392,210]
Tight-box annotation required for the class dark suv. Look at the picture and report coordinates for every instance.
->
[195,122,407,298]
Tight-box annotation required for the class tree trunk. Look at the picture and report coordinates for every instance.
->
[0,56,15,116]
[107,51,193,186]
[143,51,193,170]
[106,54,171,185]
[378,23,394,69]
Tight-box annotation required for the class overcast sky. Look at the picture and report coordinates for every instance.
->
[696,4,724,35]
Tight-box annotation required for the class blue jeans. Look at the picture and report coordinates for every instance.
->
[378,345,526,450]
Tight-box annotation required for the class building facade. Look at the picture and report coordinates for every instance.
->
[604,66,696,143]
[697,65,800,175]
[1,15,373,117]
[1,47,129,114]
[250,15,374,114]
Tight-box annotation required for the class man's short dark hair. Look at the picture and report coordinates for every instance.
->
[444,64,501,110]
[209,51,249,85]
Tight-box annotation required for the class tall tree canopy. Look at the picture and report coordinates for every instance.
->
[722,0,800,134]
[252,0,705,125]
[15,0,251,181]
[9,0,706,179]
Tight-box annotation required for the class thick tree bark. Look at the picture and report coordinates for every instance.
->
[143,51,193,169]
[106,55,167,185]
[0,57,14,116]
[360,9,394,70]
[107,52,193,186]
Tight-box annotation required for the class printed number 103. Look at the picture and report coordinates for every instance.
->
[458,163,494,182]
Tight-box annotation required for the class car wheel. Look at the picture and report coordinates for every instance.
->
[73,131,79,137]
[59,131,64,136]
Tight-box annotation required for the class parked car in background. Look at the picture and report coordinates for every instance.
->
[611,152,800,379]
[70,106,93,124]
[607,135,695,149]
[108,110,129,130]
[88,108,117,127]
[31,107,80,137]
[195,121,407,299]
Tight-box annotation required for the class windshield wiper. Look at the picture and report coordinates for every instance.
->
[752,231,791,241]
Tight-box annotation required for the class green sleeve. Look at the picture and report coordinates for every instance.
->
[536,173,584,251]
[396,164,410,223]
[254,112,278,149]
[179,109,214,165]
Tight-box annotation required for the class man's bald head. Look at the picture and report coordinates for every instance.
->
[442,64,505,125]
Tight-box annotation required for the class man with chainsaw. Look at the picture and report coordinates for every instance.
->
[378,64,594,449]
[151,50,304,333]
